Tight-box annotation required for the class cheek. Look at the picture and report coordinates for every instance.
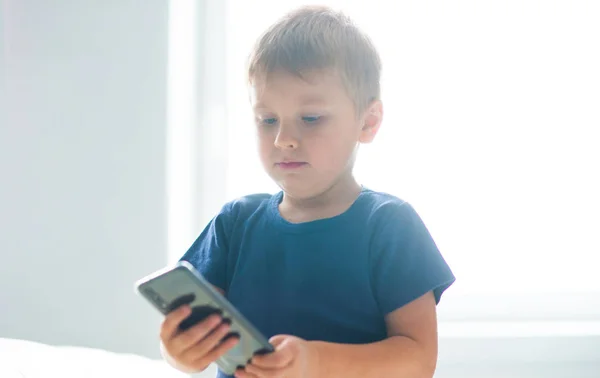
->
[310,133,356,169]
[257,132,274,160]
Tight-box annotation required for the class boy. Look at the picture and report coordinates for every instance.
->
[160,5,455,378]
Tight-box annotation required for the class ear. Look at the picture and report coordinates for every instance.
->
[358,100,383,144]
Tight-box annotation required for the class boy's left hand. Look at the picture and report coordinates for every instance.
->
[234,335,319,378]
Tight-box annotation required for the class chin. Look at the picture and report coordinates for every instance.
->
[276,181,329,200]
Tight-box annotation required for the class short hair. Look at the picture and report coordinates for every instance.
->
[247,5,382,114]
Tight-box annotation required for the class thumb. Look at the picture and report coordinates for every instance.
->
[269,334,292,349]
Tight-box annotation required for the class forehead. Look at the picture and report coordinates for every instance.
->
[250,70,351,108]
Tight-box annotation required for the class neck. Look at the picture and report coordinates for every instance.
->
[279,172,362,223]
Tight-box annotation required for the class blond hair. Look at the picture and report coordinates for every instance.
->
[247,6,381,114]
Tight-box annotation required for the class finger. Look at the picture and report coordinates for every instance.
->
[269,335,288,348]
[179,321,232,362]
[194,333,240,365]
[160,305,191,341]
[245,363,284,378]
[171,315,223,356]
[181,332,239,372]
[234,367,261,378]
[250,335,294,369]
[251,342,293,369]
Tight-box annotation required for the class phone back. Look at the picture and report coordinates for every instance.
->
[135,261,273,375]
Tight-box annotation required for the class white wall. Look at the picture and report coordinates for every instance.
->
[0,0,169,358]
[1,2,599,377]
[0,1,4,130]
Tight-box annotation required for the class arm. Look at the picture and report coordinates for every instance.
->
[312,291,438,378]
[312,201,452,377]
[243,291,439,378]
[239,202,452,378]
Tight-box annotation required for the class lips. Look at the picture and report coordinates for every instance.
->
[276,161,307,169]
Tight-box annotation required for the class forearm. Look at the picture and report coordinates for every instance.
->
[311,335,436,378]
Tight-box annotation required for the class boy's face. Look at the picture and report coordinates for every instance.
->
[250,70,382,200]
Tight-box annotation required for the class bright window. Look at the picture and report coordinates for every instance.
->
[169,0,600,318]
[225,0,600,298]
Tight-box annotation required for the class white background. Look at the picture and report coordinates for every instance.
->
[167,1,600,374]
[221,0,600,298]
[1,1,598,376]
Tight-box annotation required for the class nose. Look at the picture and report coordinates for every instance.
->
[274,122,299,150]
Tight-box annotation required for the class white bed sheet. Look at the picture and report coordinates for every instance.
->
[0,338,217,378]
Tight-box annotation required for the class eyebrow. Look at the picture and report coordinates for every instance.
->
[252,102,269,111]
[253,95,328,111]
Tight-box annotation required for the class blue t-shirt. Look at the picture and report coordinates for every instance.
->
[180,188,455,378]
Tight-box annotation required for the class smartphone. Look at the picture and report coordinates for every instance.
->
[134,260,274,375]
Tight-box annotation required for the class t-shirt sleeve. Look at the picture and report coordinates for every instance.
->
[369,201,455,315]
[179,202,234,292]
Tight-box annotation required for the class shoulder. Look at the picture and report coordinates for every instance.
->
[358,188,417,225]
[360,189,408,210]
[363,189,455,309]
[358,188,433,251]
[216,192,276,224]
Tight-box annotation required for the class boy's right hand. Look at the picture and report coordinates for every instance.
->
[160,305,240,373]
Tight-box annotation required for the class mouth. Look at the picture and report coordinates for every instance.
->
[275,161,308,170]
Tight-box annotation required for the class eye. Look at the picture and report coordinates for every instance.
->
[257,117,278,126]
[301,115,322,125]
